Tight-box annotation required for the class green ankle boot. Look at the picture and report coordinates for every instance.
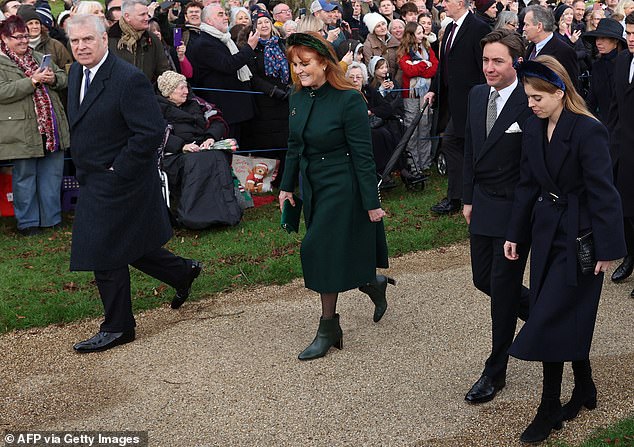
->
[298,314,343,361]
[359,275,396,322]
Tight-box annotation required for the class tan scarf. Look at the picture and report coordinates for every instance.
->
[200,22,252,82]
[117,17,144,53]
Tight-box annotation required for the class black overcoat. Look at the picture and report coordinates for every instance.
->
[430,12,489,138]
[463,82,533,238]
[607,49,634,217]
[506,110,625,361]
[187,32,256,125]
[526,35,579,89]
[67,54,172,271]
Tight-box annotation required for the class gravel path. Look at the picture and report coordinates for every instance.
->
[1,242,633,446]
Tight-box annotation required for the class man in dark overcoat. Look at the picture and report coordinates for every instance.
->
[424,0,490,214]
[462,29,532,404]
[523,5,579,87]
[187,4,260,141]
[607,12,634,297]
[66,14,202,353]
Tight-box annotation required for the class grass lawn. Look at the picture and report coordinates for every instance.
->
[551,417,634,446]
[0,173,467,333]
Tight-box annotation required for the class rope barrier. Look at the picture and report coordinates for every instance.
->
[191,87,266,95]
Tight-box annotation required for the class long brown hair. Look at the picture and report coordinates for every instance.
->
[286,32,356,92]
[523,55,596,120]
[397,22,428,60]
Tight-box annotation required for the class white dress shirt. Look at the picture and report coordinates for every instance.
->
[80,50,109,103]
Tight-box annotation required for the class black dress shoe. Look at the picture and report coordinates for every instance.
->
[73,330,135,353]
[171,260,203,309]
[430,198,461,214]
[465,375,506,404]
[611,255,634,282]
[17,227,41,237]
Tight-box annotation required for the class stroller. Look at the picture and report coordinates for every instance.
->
[379,100,431,191]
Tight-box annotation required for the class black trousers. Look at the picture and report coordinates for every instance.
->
[442,118,464,201]
[470,233,530,380]
[94,247,190,332]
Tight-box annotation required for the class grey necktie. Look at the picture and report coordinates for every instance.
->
[486,90,500,136]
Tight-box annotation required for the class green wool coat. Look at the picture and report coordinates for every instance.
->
[280,82,389,293]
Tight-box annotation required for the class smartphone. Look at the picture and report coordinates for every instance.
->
[385,72,391,81]
[160,0,174,10]
[336,18,342,27]
[40,54,51,70]
[298,7,306,17]
[173,27,183,48]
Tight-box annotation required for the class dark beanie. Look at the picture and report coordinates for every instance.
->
[554,3,572,23]
[17,5,41,25]
[475,0,496,13]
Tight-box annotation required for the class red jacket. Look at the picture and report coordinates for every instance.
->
[398,46,438,98]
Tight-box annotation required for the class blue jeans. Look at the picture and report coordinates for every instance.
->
[12,150,64,230]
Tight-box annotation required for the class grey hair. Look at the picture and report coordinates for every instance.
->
[346,61,368,85]
[201,3,224,23]
[494,10,519,29]
[524,5,555,32]
[121,0,148,14]
[66,13,107,35]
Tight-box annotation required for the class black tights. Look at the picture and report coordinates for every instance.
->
[542,362,564,401]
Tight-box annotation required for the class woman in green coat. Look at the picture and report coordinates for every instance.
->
[278,32,394,361]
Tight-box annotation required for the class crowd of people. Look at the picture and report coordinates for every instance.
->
[1,0,633,443]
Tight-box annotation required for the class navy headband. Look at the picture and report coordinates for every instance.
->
[514,60,566,92]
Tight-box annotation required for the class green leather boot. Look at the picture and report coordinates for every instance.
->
[359,275,396,322]
[298,314,343,361]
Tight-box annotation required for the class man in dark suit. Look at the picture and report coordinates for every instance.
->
[187,4,260,141]
[523,5,579,87]
[462,29,531,403]
[66,14,202,353]
[424,0,490,214]
[607,12,634,297]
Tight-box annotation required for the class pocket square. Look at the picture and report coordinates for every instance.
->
[505,122,522,133]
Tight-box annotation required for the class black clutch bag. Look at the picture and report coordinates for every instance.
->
[281,195,303,233]
[576,231,595,275]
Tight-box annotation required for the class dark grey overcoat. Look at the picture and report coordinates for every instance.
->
[67,53,172,271]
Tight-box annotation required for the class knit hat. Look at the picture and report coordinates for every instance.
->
[17,5,41,25]
[475,0,495,13]
[368,55,386,76]
[251,8,272,24]
[157,71,187,97]
[35,3,54,29]
[554,3,572,23]
[363,12,387,35]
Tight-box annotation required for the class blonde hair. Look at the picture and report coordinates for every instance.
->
[296,14,324,33]
[524,55,596,120]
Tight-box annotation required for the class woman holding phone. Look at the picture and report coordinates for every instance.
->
[0,16,70,235]
[18,5,72,71]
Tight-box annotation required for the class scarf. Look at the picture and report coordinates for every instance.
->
[407,46,431,98]
[200,22,252,82]
[28,35,42,50]
[0,42,58,152]
[259,36,289,84]
[117,17,145,53]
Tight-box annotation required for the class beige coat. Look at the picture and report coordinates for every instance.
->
[362,33,400,79]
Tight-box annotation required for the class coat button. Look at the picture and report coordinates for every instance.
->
[7,116,11,120]
[321,157,325,160]
[538,196,543,201]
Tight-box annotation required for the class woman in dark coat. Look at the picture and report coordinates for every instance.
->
[240,10,290,152]
[345,61,399,176]
[504,56,626,444]
[156,71,242,229]
[278,32,393,361]
[582,19,625,126]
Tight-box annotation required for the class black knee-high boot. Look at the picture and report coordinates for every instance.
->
[562,359,597,420]
[520,362,564,444]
